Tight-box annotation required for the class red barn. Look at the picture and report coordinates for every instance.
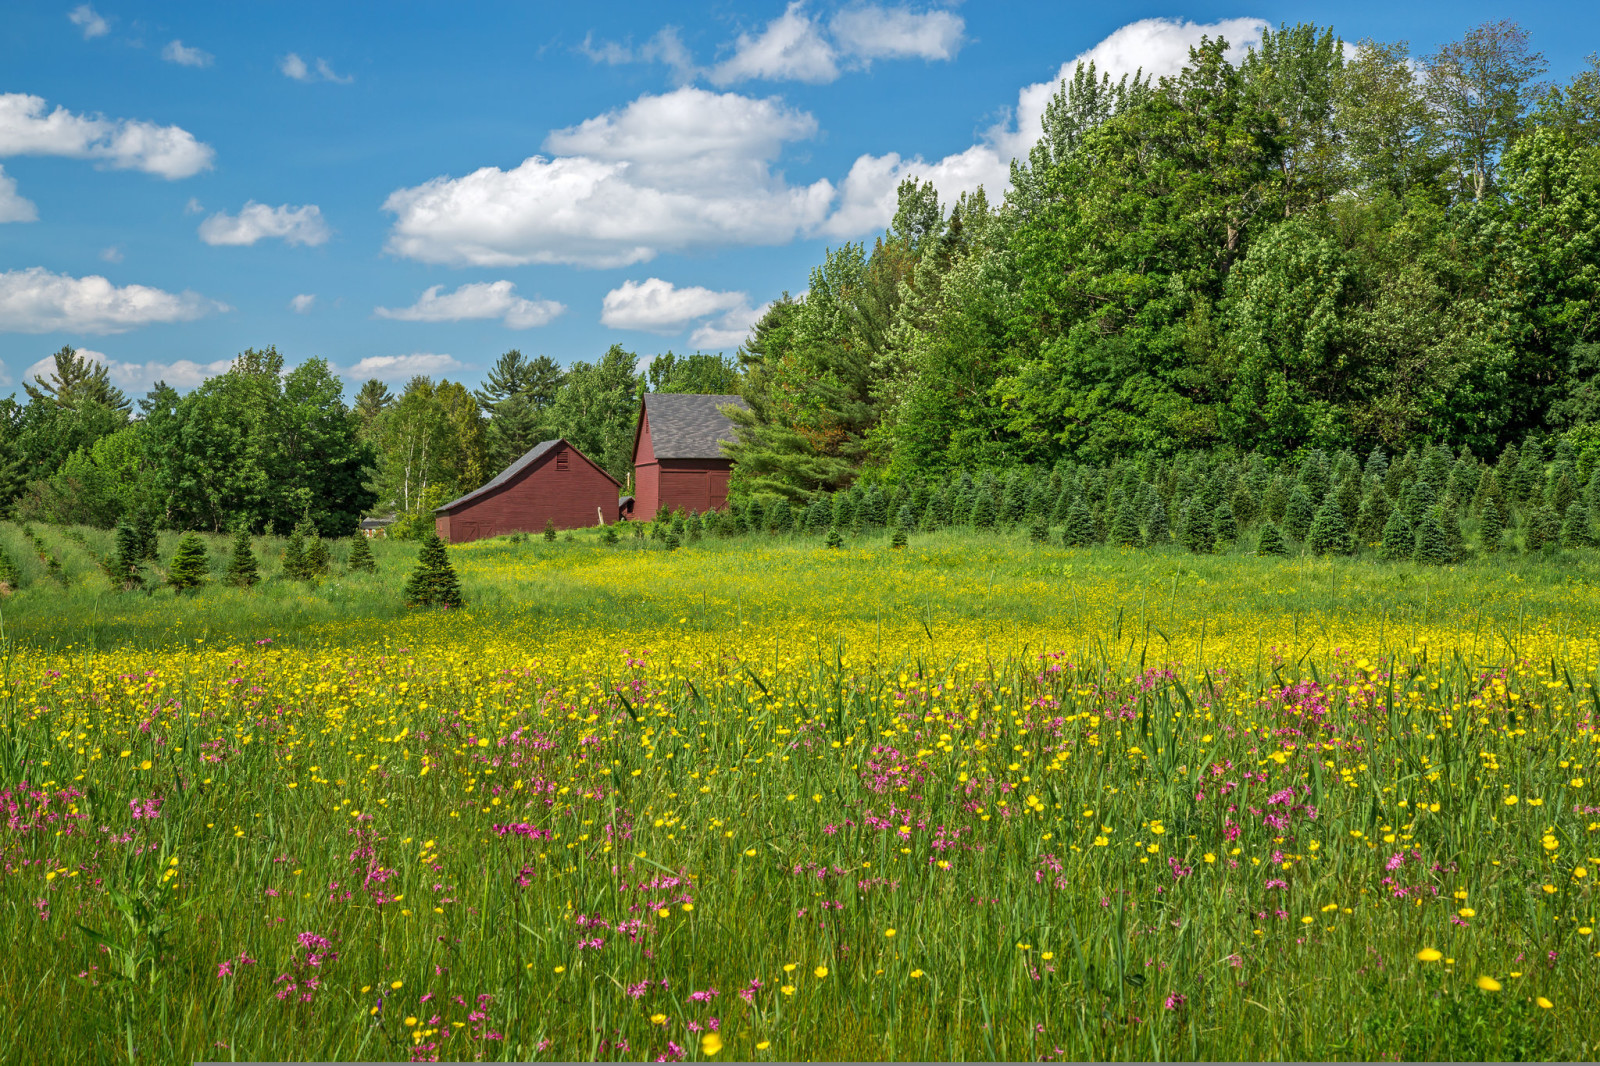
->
[434,439,619,543]
[632,393,747,519]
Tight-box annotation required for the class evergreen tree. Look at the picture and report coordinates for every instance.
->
[891,526,908,549]
[805,497,830,533]
[224,525,260,587]
[1112,497,1142,546]
[1412,508,1452,566]
[1145,495,1170,544]
[825,526,844,549]
[1183,497,1215,554]
[1283,484,1315,543]
[167,532,209,592]
[1525,503,1561,553]
[687,512,704,542]
[1363,447,1389,483]
[110,518,145,590]
[1379,509,1414,562]
[1212,497,1238,546]
[1029,516,1050,543]
[306,533,330,576]
[1306,497,1353,555]
[347,533,377,573]
[1256,522,1290,557]
[1478,495,1508,553]
[0,546,18,591]
[1561,502,1596,548]
[1230,481,1258,527]
[282,526,308,581]
[970,488,998,531]
[1335,475,1362,528]
[134,508,159,561]
[767,496,794,534]
[403,530,464,608]
[746,496,768,534]
[1262,477,1290,524]
[601,524,620,545]
[1355,489,1391,544]
[1550,469,1579,517]
[832,490,854,531]
[544,518,557,542]
[1061,496,1096,547]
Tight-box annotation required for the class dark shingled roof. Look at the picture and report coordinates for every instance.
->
[642,393,747,460]
[435,439,622,513]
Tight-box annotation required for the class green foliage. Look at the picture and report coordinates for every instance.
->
[402,531,464,608]
[1307,497,1353,555]
[0,544,17,590]
[1284,484,1317,543]
[1479,496,1509,552]
[1256,522,1290,557]
[166,533,209,592]
[825,527,843,549]
[644,352,742,395]
[224,526,260,588]
[1060,496,1096,548]
[601,524,620,546]
[890,526,908,549]
[1525,502,1562,553]
[1213,497,1239,546]
[1182,498,1215,555]
[111,519,145,591]
[1028,517,1049,544]
[970,487,997,531]
[282,528,307,582]
[1356,489,1392,544]
[1560,502,1596,548]
[1380,508,1416,562]
[544,518,557,542]
[346,533,377,574]
[1412,508,1454,565]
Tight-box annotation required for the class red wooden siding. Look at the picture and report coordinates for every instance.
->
[435,442,619,544]
[634,409,661,518]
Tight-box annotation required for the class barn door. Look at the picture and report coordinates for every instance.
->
[708,470,730,510]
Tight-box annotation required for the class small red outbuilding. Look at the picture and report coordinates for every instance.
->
[632,393,747,519]
[434,439,619,543]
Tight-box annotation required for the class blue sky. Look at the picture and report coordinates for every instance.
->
[2,1,1595,400]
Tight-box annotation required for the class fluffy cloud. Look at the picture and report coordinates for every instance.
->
[343,353,463,380]
[289,293,316,313]
[376,281,564,329]
[707,3,963,85]
[0,165,37,222]
[162,40,214,68]
[821,143,1009,238]
[198,202,330,247]
[580,27,697,82]
[709,3,840,86]
[690,300,770,350]
[600,278,747,332]
[68,4,108,39]
[0,93,215,179]
[829,6,965,61]
[0,267,221,334]
[280,54,353,83]
[383,87,833,268]
[24,347,232,392]
[100,245,122,262]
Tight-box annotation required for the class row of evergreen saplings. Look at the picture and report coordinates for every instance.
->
[625,439,1600,562]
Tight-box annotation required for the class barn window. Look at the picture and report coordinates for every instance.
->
[556,452,569,471]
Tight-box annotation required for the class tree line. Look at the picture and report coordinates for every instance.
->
[0,345,738,536]
[725,21,1600,498]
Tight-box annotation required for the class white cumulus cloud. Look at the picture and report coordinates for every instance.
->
[289,293,316,313]
[690,300,770,350]
[829,6,964,61]
[162,40,214,68]
[25,347,233,392]
[343,353,463,380]
[383,87,833,268]
[0,267,221,334]
[281,53,353,83]
[709,2,840,85]
[600,278,747,332]
[0,93,215,179]
[68,4,109,39]
[198,202,330,247]
[376,281,564,329]
[0,165,37,222]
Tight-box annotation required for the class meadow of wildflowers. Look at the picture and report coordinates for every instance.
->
[2,523,1599,1061]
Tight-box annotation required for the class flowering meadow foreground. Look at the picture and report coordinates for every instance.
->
[3,526,1600,1061]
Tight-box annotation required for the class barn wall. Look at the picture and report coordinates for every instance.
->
[435,514,451,541]
[438,443,618,543]
[658,459,735,515]
[632,410,658,519]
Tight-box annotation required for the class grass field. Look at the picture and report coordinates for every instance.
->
[3,521,1600,1061]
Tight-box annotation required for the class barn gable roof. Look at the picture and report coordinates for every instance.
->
[639,393,747,460]
[434,438,618,513]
